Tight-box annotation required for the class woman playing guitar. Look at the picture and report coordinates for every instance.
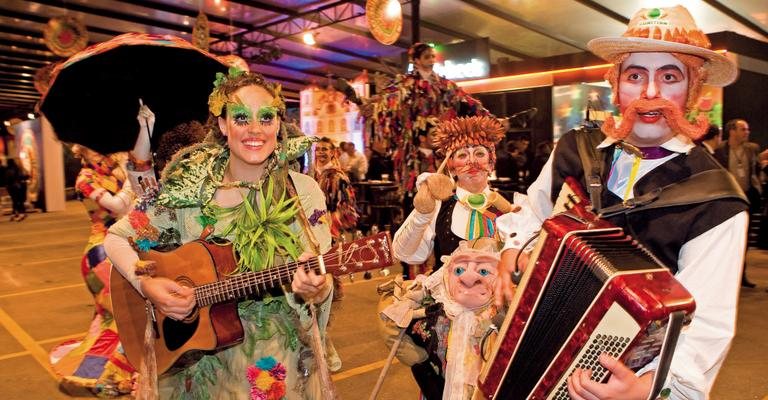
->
[104,68,335,399]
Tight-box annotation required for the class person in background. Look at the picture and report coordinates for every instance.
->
[367,138,394,181]
[312,137,359,240]
[696,124,722,155]
[494,140,520,181]
[153,120,207,173]
[361,42,490,213]
[715,118,760,288]
[49,144,137,397]
[340,141,368,181]
[104,67,334,399]
[495,6,747,399]
[4,158,28,221]
[311,136,358,372]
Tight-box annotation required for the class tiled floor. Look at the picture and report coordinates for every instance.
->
[0,201,765,399]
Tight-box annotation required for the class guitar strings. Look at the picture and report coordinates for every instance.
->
[193,246,385,305]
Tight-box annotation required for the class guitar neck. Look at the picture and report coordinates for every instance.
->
[194,260,318,307]
[193,232,391,307]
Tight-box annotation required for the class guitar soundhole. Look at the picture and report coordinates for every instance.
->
[163,316,199,351]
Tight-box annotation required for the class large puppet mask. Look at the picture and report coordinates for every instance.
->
[440,239,499,310]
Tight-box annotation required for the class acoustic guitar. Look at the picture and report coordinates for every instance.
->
[110,232,393,374]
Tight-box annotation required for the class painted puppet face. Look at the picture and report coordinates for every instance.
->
[218,85,280,166]
[446,253,498,309]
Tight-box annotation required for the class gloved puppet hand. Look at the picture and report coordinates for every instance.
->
[413,172,454,214]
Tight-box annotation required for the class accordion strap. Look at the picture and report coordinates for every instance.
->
[575,127,606,212]
[599,169,747,218]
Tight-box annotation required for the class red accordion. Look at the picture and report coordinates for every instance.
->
[476,178,696,400]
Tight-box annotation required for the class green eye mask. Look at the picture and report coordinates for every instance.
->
[229,102,253,125]
[257,106,277,125]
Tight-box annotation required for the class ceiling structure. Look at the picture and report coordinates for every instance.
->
[0,0,766,122]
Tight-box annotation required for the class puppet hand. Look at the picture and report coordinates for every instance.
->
[413,184,437,214]
[567,354,653,400]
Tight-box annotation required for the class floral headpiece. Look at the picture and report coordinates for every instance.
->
[207,66,286,117]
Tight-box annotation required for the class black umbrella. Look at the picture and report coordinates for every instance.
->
[40,33,228,155]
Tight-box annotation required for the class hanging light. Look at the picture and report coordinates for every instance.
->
[385,0,401,19]
[303,31,316,46]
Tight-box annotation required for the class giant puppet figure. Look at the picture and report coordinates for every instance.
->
[495,6,747,400]
[379,238,501,400]
[363,43,491,212]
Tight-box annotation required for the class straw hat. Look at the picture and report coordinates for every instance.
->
[587,5,737,86]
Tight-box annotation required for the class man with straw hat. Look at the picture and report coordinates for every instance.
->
[495,5,748,400]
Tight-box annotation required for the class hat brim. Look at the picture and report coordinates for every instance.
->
[587,36,738,86]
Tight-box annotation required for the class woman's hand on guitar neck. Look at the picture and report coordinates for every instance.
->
[140,276,196,320]
[291,252,332,304]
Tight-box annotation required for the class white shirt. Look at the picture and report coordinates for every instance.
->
[340,150,368,180]
[496,134,746,399]
[393,185,498,264]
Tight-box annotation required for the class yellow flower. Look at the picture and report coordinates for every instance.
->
[255,370,274,391]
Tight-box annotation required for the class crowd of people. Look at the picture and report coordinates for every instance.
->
[1,3,761,400]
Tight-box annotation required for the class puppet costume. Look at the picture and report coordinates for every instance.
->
[379,240,500,400]
[50,158,135,397]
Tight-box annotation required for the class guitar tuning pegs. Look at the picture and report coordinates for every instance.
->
[363,271,372,280]
[379,268,391,277]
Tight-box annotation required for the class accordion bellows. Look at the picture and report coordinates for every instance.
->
[477,178,696,400]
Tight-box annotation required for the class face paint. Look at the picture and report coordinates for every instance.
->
[228,100,253,127]
[257,106,278,126]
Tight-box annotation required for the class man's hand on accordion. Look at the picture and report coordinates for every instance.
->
[495,248,530,306]
[567,353,654,400]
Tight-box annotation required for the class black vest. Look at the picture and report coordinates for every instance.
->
[550,128,748,273]
[433,196,464,271]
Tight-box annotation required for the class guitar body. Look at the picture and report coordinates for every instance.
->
[110,240,244,374]
[110,231,393,375]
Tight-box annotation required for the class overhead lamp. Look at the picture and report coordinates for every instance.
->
[385,0,401,19]
[3,120,10,127]
[27,113,35,119]
[303,31,316,46]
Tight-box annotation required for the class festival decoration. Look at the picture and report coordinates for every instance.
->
[366,0,403,45]
[192,12,210,50]
[43,16,89,57]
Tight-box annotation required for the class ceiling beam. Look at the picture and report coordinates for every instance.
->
[226,0,297,16]
[701,0,768,39]
[458,0,586,51]
[29,0,196,34]
[113,0,253,31]
[238,1,363,44]
[570,0,628,24]
[0,5,126,37]
[355,0,532,60]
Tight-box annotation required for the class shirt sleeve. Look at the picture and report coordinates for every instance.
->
[498,149,556,251]
[635,211,747,399]
[392,205,439,264]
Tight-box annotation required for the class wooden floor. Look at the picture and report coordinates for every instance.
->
[0,201,766,399]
